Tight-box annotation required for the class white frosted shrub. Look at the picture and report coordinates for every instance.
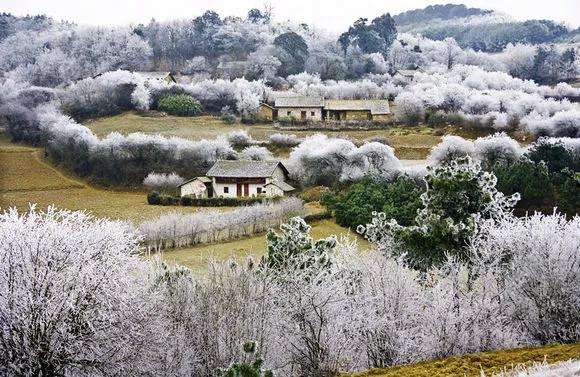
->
[268,133,301,147]
[472,213,580,344]
[474,133,523,168]
[287,134,357,186]
[427,135,476,165]
[143,172,185,190]
[139,198,306,251]
[240,145,273,161]
[551,109,580,138]
[288,134,402,186]
[394,92,425,125]
[0,207,163,376]
[131,83,151,110]
[226,129,255,147]
[340,142,401,182]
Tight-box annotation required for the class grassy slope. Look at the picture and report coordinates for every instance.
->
[85,112,518,159]
[158,218,372,272]
[350,343,580,377]
[0,134,203,222]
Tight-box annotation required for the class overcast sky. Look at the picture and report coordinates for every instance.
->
[3,0,579,33]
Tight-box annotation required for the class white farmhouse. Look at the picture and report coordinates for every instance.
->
[180,160,295,198]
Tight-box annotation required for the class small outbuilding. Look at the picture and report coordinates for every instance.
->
[179,176,212,198]
[324,99,391,121]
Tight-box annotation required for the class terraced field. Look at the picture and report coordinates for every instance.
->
[0,134,202,222]
[85,112,493,159]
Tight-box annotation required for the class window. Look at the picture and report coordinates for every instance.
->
[223,187,229,194]
[311,111,315,116]
[287,111,291,116]
[257,187,262,194]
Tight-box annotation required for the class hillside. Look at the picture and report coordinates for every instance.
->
[394,4,570,52]
[393,4,492,27]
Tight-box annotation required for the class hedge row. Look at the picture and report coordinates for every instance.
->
[147,192,283,207]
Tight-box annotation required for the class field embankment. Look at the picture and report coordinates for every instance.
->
[351,343,580,377]
[85,112,512,159]
[0,133,203,222]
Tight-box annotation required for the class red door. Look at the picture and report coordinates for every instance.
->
[236,183,242,197]
[244,184,249,197]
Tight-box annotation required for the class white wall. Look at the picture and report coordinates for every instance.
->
[212,181,286,198]
[277,107,322,120]
[213,182,238,198]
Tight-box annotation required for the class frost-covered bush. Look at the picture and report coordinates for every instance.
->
[474,133,523,169]
[4,203,579,376]
[226,129,255,148]
[183,78,265,115]
[472,213,580,344]
[288,135,404,186]
[240,145,273,161]
[427,135,476,165]
[131,83,151,111]
[394,64,579,136]
[340,142,402,182]
[0,207,163,376]
[268,133,302,147]
[394,92,425,125]
[143,172,185,191]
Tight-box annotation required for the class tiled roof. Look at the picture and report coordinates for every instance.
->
[179,176,212,187]
[265,180,295,192]
[275,96,324,108]
[206,160,286,178]
[324,99,391,115]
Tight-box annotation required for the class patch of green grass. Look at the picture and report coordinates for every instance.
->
[350,343,580,377]
[157,219,372,272]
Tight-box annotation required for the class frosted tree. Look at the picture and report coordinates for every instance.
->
[143,172,185,192]
[360,156,520,269]
[240,145,273,161]
[0,207,164,376]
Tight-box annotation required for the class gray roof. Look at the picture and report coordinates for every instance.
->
[206,160,288,178]
[265,180,295,192]
[324,99,391,115]
[275,96,324,108]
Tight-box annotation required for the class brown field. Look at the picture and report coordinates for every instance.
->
[0,136,204,222]
[85,112,505,159]
[350,343,580,377]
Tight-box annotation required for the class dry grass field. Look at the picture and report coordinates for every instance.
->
[85,112,509,159]
[350,343,580,377]
[157,218,372,271]
[0,134,203,222]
